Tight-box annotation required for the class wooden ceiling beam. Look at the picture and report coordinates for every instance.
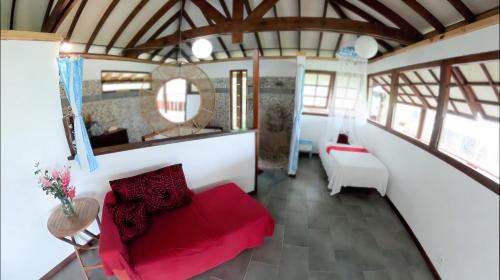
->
[480,63,500,101]
[246,0,279,21]
[401,0,446,33]
[219,0,246,56]
[244,0,264,56]
[330,0,394,52]
[124,17,418,57]
[148,12,181,59]
[297,0,301,51]
[10,0,16,30]
[426,68,459,112]
[316,0,328,57]
[232,0,244,44]
[446,0,475,23]
[106,0,148,54]
[52,0,81,32]
[42,0,72,32]
[66,0,87,40]
[175,0,186,62]
[125,0,179,50]
[192,13,218,59]
[273,5,282,56]
[43,0,55,27]
[85,0,119,53]
[191,0,226,24]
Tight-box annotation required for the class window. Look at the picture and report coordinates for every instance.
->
[230,70,247,129]
[101,71,152,92]
[332,73,363,115]
[392,66,441,143]
[438,59,499,181]
[366,51,499,192]
[367,73,391,124]
[303,71,335,115]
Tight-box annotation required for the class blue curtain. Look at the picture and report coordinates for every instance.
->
[288,60,306,176]
[57,57,98,172]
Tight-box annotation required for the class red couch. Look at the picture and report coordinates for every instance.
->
[99,183,274,280]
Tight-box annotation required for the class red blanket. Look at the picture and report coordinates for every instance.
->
[100,183,274,280]
[327,145,369,154]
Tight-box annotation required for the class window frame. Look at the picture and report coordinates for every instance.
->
[367,51,499,195]
[302,70,336,115]
[229,69,248,130]
[101,70,152,93]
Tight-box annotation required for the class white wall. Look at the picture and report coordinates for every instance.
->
[299,114,328,153]
[365,24,500,280]
[1,39,256,279]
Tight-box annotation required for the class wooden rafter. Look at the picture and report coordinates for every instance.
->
[479,63,500,101]
[244,0,264,56]
[273,5,282,56]
[401,0,445,33]
[52,0,80,33]
[297,0,301,51]
[218,0,246,57]
[358,0,421,37]
[330,0,394,52]
[185,13,216,60]
[66,0,87,40]
[85,0,119,53]
[43,0,55,26]
[246,0,279,21]
[446,0,475,23]
[175,0,187,62]
[10,0,16,30]
[316,0,328,57]
[124,17,418,57]
[42,0,72,32]
[149,11,181,59]
[232,0,244,43]
[124,0,179,51]
[106,0,148,54]
[425,69,459,112]
[328,1,346,56]
[191,0,226,24]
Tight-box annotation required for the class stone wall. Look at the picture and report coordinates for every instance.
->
[81,77,295,168]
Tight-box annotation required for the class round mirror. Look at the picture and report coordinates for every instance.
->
[156,78,200,123]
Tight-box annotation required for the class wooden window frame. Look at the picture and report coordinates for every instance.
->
[101,70,152,93]
[367,51,499,195]
[229,69,247,130]
[303,70,336,111]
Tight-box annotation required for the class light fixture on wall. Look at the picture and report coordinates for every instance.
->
[60,42,72,53]
[192,38,213,59]
[354,36,378,59]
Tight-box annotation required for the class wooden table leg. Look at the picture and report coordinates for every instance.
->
[83,229,99,240]
[71,236,89,280]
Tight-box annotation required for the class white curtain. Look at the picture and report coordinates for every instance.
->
[325,57,367,147]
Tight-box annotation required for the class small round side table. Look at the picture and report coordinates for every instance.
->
[47,197,102,280]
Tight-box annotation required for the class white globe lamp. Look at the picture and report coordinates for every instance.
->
[354,36,378,59]
[192,38,213,59]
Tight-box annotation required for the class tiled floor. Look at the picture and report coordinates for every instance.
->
[50,155,434,280]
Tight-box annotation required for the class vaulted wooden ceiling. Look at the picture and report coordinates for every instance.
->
[1,0,498,63]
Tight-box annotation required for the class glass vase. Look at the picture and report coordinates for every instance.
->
[60,197,76,217]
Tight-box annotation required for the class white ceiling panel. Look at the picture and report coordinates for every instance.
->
[12,0,48,31]
[418,0,463,27]
[137,2,181,46]
[379,0,433,33]
[473,86,498,102]
[301,31,319,50]
[69,0,112,44]
[93,0,142,46]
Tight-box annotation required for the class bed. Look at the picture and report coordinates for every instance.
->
[319,137,389,196]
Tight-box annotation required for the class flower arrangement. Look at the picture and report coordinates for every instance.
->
[35,163,76,216]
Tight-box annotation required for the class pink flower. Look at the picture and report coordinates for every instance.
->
[41,178,51,187]
[68,188,76,199]
[51,169,59,180]
[62,169,71,188]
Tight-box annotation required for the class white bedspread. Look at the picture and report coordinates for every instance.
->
[319,138,389,196]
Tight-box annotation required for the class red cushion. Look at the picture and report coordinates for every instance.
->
[337,133,349,144]
[128,183,275,280]
[110,164,193,213]
[105,196,148,243]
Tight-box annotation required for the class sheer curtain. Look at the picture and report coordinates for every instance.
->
[58,57,98,172]
[325,51,367,147]
[288,55,306,176]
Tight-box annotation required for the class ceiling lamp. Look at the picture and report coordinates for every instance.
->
[192,38,212,59]
[354,36,378,59]
[60,42,72,53]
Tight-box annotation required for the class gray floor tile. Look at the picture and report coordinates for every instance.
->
[252,225,285,265]
[243,261,279,280]
[308,270,341,280]
[284,224,308,246]
[363,269,391,280]
[278,244,309,280]
[209,249,253,280]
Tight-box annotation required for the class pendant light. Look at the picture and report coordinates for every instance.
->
[192,38,213,59]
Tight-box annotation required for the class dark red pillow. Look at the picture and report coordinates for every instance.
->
[337,133,350,144]
[110,164,193,213]
[106,196,148,243]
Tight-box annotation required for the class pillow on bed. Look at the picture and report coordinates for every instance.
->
[337,133,349,144]
[110,164,193,213]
